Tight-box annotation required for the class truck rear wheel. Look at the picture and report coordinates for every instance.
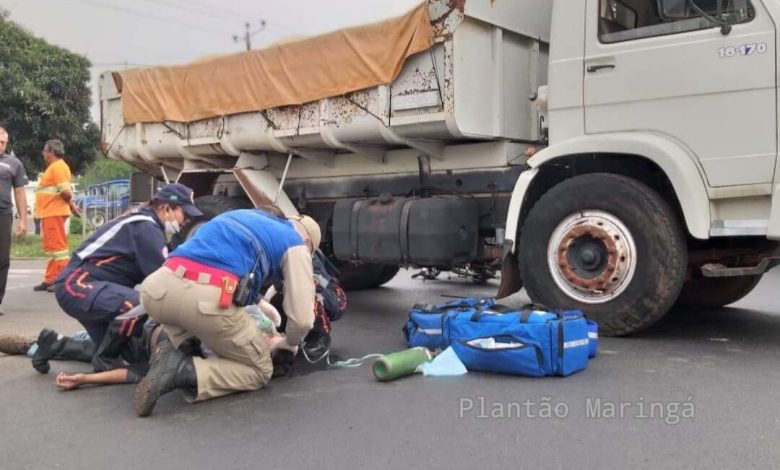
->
[675,275,761,308]
[192,195,253,218]
[334,261,399,291]
[518,173,687,336]
[374,265,401,286]
[170,195,253,249]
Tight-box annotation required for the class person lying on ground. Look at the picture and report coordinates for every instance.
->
[56,251,345,384]
[0,303,286,390]
[54,304,290,390]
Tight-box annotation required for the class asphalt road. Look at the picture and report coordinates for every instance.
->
[1,260,779,470]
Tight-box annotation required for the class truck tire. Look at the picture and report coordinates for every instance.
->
[192,195,253,219]
[374,265,401,286]
[518,173,687,336]
[334,261,399,291]
[170,195,253,249]
[675,275,761,308]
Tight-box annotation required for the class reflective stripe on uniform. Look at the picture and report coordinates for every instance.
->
[56,182,71,191]
[45,250,70,261]
[36,185,60,194]
[76,215,156,260]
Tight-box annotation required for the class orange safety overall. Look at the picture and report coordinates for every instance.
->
[35,158,73,284]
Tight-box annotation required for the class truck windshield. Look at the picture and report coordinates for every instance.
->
[599,0,755,43]
[660,0,752,22]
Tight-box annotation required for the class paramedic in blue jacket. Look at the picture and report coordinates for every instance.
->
[31,183,202,374]
[133,209,320,417]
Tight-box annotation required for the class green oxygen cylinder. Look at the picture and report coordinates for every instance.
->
[372,347,433,382]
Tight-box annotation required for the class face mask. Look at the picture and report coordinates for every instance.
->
[164,210,180,235]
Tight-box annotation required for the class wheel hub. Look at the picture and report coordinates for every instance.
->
[547,211,637,304]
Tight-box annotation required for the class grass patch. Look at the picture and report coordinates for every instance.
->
[11,234,86,259]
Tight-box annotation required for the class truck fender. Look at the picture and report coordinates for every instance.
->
[498,133,710,298]
[505,132,711,249]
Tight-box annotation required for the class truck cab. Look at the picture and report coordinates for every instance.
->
[503,0,780,334]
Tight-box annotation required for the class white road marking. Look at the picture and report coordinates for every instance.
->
[6,284,38,291]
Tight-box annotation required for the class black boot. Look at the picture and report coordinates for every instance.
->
[54,336,96,363]
[31,329,65,374]
[134,338,197,417]
[32,330,96,373]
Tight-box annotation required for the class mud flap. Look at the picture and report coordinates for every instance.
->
[497,251,524,299]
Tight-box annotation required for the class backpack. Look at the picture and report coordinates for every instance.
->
[313,253,347,321]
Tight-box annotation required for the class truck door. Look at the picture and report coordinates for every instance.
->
[583,0,776,187]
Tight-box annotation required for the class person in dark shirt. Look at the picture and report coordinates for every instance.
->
[30,183,202,374]
[0,127,29,316]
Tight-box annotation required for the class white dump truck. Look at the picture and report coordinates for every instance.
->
[99,0,780,335]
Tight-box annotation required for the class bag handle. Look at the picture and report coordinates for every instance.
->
[519,303,554,322]
[469,302,552,322]
[412,303,442,313]
[417,298,494,315]
[469,303,511,321]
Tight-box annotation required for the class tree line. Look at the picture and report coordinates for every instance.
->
[0,9,101,179]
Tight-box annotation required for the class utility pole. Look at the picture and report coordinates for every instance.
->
[233,20,266,51]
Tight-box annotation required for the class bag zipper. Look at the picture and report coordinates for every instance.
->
[458,336,545,368]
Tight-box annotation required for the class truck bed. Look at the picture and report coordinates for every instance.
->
[99,0,550,179]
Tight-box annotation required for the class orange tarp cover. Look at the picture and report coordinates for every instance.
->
[115,3,434,124]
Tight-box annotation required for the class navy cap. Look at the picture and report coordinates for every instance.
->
[153,183,203,218]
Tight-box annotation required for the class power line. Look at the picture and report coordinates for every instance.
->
[159,0,302,35]
[166,0,259,21]
[132,0,277,49]
[135,0,251,24]
[264,22,299,36]
[90,62,155,67]
[65,0,233,37]
[256,18,301,37]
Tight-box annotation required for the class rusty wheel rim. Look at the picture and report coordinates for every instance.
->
[547,210,637,304]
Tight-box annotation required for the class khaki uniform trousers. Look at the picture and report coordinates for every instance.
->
[140,266,273,402]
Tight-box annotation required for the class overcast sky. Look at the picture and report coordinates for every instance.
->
[0,0,421,120]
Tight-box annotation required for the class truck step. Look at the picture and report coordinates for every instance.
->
[701,257,780,278]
